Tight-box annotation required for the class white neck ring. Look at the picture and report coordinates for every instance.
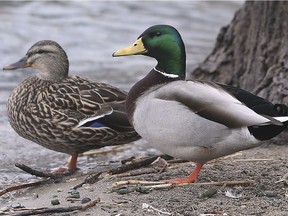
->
[154,67,179,78]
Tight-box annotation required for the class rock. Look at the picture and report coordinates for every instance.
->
[81,197,91,204]
[200,188,218,198]
[51,199,60,205]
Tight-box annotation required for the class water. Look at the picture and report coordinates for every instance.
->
[0,1,242,189]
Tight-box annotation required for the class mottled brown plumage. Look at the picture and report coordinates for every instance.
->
[4,40,140,170]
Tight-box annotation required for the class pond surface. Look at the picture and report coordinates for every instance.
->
[0,1,242,190]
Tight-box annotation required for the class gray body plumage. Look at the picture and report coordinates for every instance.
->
[113,24,288,182]
[132,79,262,163]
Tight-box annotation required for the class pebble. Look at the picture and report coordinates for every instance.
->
[51,199,60,205]
[32,193,39,199]
[11,202,24,209]
[200,188,218,198]
[67,178,77,182]
[57,188,63,192]
[264,191,278,197]
[65,189,81,202]
[68,189,80,195]
[81,197,91,204]
[67,190,80,199]
[66,194,81,199]
[135,186,152,194]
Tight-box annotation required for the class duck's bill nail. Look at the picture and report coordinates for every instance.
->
[3,57,30,70]
[112,38,147,57]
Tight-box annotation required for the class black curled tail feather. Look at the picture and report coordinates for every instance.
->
[249,104,288,140]
[248,124,286,141]
[274,104,288,116]
[274,104,288,127]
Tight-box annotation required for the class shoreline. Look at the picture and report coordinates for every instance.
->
[1,144,287,216]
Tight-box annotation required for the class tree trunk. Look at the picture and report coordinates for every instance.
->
[189,1,288,144]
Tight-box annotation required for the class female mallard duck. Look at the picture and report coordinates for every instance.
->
[113,25,288,183]
[3,40,140,171]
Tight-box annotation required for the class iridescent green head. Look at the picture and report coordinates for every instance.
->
[113,25,186,79]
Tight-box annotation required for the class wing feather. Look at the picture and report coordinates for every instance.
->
[155,81,273,128]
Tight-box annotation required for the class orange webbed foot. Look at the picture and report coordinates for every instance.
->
[163,163,204,184]
[52,153,78,174]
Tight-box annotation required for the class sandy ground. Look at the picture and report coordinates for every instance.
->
[0,143,288,216]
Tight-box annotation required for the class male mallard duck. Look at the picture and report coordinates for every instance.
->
[113,25,288,183]
[3,40,140,171]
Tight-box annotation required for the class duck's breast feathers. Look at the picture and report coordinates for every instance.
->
[154,80,273,128]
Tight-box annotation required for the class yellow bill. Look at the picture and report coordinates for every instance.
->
[113,38,147,57]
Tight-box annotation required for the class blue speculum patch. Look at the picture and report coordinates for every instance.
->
[82,121,106,128]
[88,121,106,128]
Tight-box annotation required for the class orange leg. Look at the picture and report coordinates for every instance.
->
[53,153,78,173]
[67,153,78,170]
[164,163,204,184]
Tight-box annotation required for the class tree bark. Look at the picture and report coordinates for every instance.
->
[189,1,288,144]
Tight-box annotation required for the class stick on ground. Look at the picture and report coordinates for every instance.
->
[15,163,75,178]
[0,180,47,197]
[108,156,159,175]
[0,163,76,197]
[13,197,100,216]
[73,172,102,189]
[112,179,255,189]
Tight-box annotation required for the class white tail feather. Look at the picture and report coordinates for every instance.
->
[273,116,288,123]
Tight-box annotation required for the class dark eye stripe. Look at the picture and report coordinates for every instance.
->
[27,44,57,57]
[38,49,46,54]
[28,49,54,57]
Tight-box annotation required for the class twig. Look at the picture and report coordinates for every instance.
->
[158,162,168,173]
[165,180,254,187]
[142,203,172,215]
[12,198,100,216]
[0,180,48,197]
[275,172,288,183]
[13,206,80,216]
[112,179,254,189]
[1,163,76,197]
[15,163,75,178]
[108,156,159,175]
[73,172,102,189]
[111,157,168,178]
[108,155,173,175]
[15,163,54,178]
[144,183,174,190]
[81,197,101,210]
[120,156,136,164]
[112,180,166,187]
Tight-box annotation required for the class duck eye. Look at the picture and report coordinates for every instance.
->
[149,32,162,38]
